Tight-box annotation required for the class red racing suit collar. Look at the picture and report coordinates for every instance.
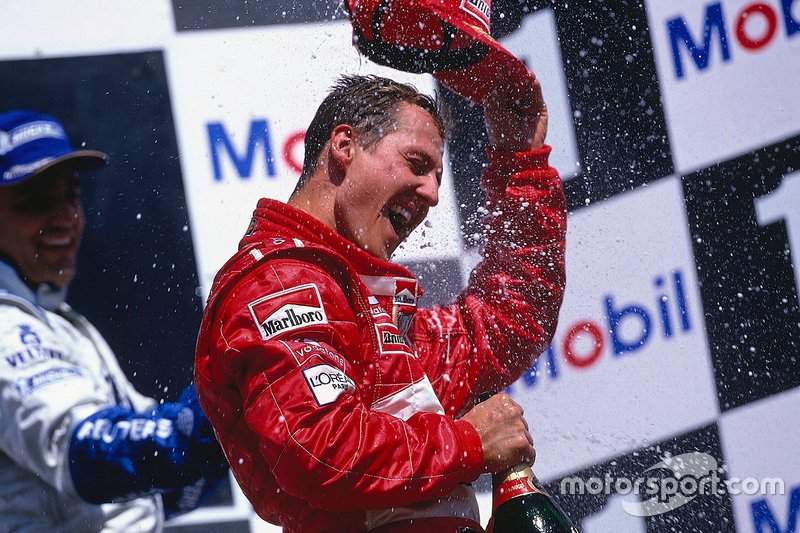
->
[241,197,424,295]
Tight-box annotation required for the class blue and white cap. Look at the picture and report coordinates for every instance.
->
[0,110,108,186]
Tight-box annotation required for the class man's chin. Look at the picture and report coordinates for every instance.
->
[364,247,391,261]
[39,265,77,288]
[382,237,403,261]
[350,237,393,261]
[377,243,397,262]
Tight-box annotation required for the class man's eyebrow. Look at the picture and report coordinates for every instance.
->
[407,150,443,184]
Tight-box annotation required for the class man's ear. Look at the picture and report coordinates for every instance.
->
[329,124,355,170]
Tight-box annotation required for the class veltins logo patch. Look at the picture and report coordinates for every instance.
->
[248,284,328,340]
[302,364,356,406]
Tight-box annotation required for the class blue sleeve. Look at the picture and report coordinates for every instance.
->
[161,471,229,520]
[68,385,228,505]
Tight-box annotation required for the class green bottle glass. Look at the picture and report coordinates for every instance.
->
[474,392,580,533]
[489,463,580,533]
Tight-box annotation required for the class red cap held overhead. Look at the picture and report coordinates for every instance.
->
[346,0,536,105]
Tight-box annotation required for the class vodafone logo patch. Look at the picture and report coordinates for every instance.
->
[248,284,328,340]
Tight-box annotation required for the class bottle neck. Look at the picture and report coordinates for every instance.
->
[492,463,542,510]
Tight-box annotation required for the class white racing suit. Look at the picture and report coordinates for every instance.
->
[0,259,226,532]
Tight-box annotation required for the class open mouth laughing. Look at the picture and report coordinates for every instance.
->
[387,205,413,235]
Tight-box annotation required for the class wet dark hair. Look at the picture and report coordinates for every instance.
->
[297,74,447,186]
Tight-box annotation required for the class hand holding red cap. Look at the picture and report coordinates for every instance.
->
[484,73,548,152]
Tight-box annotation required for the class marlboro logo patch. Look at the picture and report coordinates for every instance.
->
[460,0,491,32]
[393,279,418,308]
[393,278,418,337]
[248,284,328,340]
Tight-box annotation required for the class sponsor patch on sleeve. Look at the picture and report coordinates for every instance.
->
[393,279,418,310]
[15,367,84,396]
[375,322,415,356]
[3,324,67,369]
[293,339,347,370]
[392,278,419,337]
[248,284,329,340]
[302,364,356,406]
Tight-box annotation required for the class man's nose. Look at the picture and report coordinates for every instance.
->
[50,196,82,224]
[418,173,439,207]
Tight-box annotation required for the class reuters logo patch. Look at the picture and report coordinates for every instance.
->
[248,284,328,340]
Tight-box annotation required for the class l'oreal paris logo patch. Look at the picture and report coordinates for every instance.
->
[302,364,356,406]
[248,284,328,340]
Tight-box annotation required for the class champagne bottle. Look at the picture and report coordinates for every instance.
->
[474,391,580,533]
[489,462,580,533]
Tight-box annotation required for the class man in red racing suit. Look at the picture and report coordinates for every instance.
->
[195,75,566,532]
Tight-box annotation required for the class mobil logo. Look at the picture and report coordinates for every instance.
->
[666,0,800,78]
[206,118,305,181]
[749,482,799,533]
[513,269,693,389]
